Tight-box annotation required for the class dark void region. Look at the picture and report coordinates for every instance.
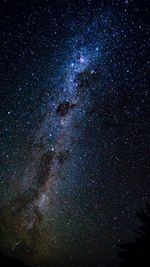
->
[56,101,76,117]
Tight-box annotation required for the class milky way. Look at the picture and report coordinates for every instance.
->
[0,1,149,267]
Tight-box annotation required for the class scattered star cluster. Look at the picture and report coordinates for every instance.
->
[0,1,149,267]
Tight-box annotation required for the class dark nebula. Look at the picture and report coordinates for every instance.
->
[56,101,76,117]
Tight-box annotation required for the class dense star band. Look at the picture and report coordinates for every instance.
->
[0,1,149,267]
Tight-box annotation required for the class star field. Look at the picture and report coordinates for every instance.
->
[0,1,150,267]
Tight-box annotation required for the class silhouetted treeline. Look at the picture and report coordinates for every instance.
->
[0,251,30,267]
[118,203,150,267]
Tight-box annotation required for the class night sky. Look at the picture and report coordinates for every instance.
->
[0,1,150,267]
